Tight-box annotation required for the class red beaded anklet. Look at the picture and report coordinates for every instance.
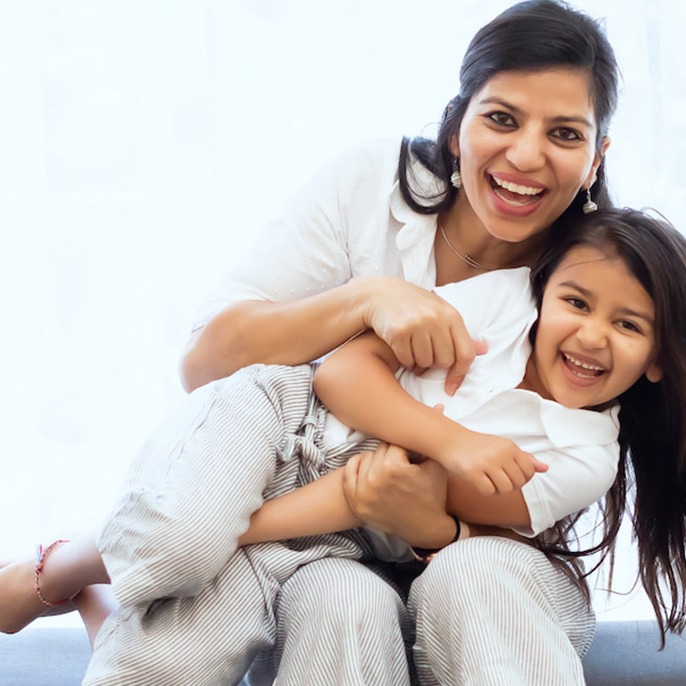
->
[34,539,71,607]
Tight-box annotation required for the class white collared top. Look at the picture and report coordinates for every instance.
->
[400,267,620,539]
[325,267,619,560]
[192,139,620,556]
[192,138,441,330]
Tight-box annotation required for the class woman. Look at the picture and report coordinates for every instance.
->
[55,1,619,684]
[171,1,620,684]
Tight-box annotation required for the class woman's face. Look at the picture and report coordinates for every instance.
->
[453,68,609,243]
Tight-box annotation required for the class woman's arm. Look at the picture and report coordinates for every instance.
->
[238,444,530,550]
[237,463,458,550]
[342,444,532,534]
[313,331,547,495]
[180,277,478,393]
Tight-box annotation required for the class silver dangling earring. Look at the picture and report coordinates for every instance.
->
[450,158,463,189]
[582,186,598,214]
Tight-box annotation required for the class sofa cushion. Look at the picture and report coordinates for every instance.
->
[1,621,685,685]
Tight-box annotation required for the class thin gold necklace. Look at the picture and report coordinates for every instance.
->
[438,220,493,271]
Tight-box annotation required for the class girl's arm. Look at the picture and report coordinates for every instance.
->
[180,277,477,393]
[238,464,459,550]
[313,331,547,496]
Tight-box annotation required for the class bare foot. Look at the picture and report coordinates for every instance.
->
[0,557,51,633]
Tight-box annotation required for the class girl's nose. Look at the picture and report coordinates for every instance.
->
[576,319,608,349]
[505,127,546,172]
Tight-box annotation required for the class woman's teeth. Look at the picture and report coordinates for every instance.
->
[492,177,543,196]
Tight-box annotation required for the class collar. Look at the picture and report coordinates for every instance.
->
[539,398,620,449]
[388,156,447,288]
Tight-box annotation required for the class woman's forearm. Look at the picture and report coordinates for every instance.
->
[180,279,386,392]
[180,274,472,393]
[238,470,362,545]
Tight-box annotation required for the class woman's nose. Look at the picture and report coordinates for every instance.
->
[505,127,546,172]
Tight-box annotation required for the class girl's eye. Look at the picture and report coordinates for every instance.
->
[564,296,587,310]
[552,127,582,142]
[618,320,641,334]
[487,111,516,127]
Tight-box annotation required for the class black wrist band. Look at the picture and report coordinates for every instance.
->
[410,515,462,564]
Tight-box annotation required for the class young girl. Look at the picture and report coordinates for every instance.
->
[2,208,685,681]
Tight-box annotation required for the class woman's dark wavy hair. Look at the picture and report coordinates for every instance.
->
[529,207,686,645]
[398,0,619,225]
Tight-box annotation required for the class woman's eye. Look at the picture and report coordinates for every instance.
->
[487,111,516,127]
[552,127,582,142]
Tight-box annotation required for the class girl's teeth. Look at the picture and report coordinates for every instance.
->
[564,353,604,374]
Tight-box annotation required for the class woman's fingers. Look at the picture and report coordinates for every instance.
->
[342,453,361,502]
[444,332,488,396]
[368,280,480,385]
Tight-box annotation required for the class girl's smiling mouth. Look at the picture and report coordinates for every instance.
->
[561,352,607,380]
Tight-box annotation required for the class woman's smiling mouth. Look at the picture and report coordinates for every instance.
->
[489,174,546,209]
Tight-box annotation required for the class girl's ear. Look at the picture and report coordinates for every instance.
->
[645,361,663,383]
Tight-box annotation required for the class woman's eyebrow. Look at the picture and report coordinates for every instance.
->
[479,97,594,128]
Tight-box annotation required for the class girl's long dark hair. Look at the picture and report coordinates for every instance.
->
[530,208,686,645]
[398,0,619,221]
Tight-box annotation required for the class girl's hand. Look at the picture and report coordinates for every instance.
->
[342,443,456,549]
[363,277,486,395]
[438,428,548,496]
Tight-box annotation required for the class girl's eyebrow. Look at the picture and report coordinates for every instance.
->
[558,280,655,325]
[479,97,594,129]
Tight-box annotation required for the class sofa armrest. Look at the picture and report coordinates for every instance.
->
[583,620,686,685]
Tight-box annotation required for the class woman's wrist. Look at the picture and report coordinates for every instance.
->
[410,514,465,564]
[351,275,399,330]
[409,512,460,549]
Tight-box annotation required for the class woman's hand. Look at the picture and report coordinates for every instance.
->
[362,277,486,395]
[342,443,456,549]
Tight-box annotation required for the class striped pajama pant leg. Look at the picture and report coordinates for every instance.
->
[244,403,416,686]
[408,537,595,686]
[94,363,317,607]
[247,557,417,686]
[83,363,413,685]
[85,541,413,686]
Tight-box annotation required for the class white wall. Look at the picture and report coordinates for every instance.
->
[1,0,684,627]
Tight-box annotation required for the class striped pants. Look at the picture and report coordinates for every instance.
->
[82,364,594,685]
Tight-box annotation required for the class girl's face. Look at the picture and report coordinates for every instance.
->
[453,68,609,243]
[526,245,662,409]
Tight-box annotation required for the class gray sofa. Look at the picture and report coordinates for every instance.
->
[1,621,685,685]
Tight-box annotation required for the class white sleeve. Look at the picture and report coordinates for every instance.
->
[512,443,619,537]
[191,140,401,331]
